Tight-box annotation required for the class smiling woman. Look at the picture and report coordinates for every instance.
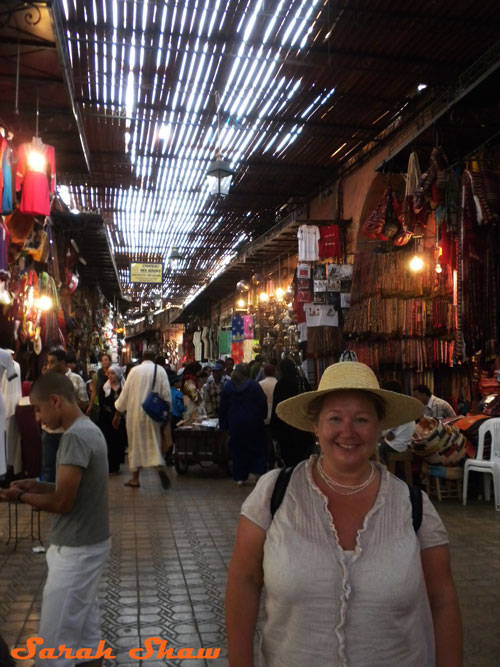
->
[226,361,463,667]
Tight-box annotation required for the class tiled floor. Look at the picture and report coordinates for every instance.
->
[1,467,499,666]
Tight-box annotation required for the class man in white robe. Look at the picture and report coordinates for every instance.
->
[114,349,172,488]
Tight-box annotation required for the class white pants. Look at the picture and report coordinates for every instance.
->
[36,538,111,667]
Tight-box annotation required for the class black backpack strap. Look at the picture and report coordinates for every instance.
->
[408,484,423,533]
[270,466,295,518]
[151,363,158,391]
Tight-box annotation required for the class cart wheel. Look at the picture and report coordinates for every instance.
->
[174,457,189,475]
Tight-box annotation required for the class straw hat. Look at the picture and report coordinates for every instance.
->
[276,361,423,431]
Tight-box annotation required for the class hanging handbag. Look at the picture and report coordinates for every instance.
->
[142,364,170,423]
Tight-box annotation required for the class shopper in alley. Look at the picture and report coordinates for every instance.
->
[113,349,171,489]
[0,372,111,667]
[40,348,90,482]
[219,363,268,485]
[270,358,315,467]
[226,361,462,667]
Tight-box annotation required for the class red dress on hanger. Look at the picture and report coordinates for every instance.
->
[16,140,56,216]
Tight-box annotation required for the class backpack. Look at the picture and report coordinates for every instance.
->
[270,466,423,532]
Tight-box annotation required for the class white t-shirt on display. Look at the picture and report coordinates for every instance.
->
[297,225,320,261]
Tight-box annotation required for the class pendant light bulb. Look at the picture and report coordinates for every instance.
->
[259,292,269,303]
[435,262,442,274]
[275,287,284,300]
[409,254,424,272]
[36,295,53,311]
[236,298,246,309]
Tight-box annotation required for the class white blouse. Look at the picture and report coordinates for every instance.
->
[241,459,448,667]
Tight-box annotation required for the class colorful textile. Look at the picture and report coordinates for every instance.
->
[231,341,244,364]
[243,339,254,363]
[231,315,244,343]
[243,315,254,340]
[218,329,231,356]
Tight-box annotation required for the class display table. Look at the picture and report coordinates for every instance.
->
[173,426,230,475]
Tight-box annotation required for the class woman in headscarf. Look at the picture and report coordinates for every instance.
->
[181,362,206,424]
[98,364,127,474]
[270,358,315,467]
[219,363,268,485]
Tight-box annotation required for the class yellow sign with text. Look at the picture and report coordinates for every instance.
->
[129,262,163,284]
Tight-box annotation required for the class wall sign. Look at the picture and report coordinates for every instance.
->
[129,262,163,284]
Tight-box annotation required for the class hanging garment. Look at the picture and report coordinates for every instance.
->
[0,349,18,477]
[243,339,254,363]
[297,224,320,261]
[243,315,254,340]
[304,303,339,327]
[231,315,245,343]
[219,329,231,356]
[2,359,22,473]
[16,140,56,216]
[231,341,244,364]
[318,225,341,259]
[193,330,202,361]
[0,219,9,275]
[1,139,13,214]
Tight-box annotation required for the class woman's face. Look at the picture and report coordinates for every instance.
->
[101,355,111,370]
[107,369,117,383]
[314,390,381,473]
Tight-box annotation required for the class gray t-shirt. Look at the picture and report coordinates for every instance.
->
[51,417,110,547]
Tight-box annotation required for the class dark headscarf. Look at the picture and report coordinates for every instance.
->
[231,363,251,386]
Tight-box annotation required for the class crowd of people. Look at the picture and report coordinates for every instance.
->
[0,349,464,667]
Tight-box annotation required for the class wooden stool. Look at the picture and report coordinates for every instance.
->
[385,450,413,486]
[424,465,463,501]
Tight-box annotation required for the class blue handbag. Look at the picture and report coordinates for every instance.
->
[142,364,170,423]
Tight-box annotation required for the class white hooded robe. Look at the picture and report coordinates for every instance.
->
[115,360,171,471]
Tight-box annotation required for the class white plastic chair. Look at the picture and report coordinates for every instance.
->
[463,418,500,510]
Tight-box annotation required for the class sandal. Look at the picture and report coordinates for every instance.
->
[124,480,140,487]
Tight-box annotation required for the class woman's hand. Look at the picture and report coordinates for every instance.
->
[421,544,463,667]
[112,412,122,430]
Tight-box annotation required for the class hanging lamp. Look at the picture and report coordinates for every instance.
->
[168,247,182,271]
[206,91,233,197]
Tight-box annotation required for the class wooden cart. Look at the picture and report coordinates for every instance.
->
[173,426,230,475]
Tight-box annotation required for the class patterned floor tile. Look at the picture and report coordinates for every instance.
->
[1,468,499,667]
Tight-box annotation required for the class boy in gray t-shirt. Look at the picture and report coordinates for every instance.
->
[0,372,111,665]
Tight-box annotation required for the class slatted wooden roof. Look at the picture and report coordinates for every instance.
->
[1,0,499,307]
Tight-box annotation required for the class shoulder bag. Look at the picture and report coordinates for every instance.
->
[142,364,170,423]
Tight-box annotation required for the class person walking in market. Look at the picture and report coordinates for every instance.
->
[0,372,111,667]
[202,362,229,417]
[219,363,268,485]
[113,349,172,489]
[40,348,90,482]
[270,357,315,467]
[86,351,113,421]
[98,364,127,475]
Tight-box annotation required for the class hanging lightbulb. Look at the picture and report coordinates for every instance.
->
[409,255,424,272]
[36,295,53,311]
[236,298,246,309]
[259,292,269,302]
[435,262,443,274]
[275,287,284,301]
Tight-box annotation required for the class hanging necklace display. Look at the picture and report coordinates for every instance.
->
[317,455,376,495]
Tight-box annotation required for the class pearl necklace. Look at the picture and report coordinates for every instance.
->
[316,456,376,496]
